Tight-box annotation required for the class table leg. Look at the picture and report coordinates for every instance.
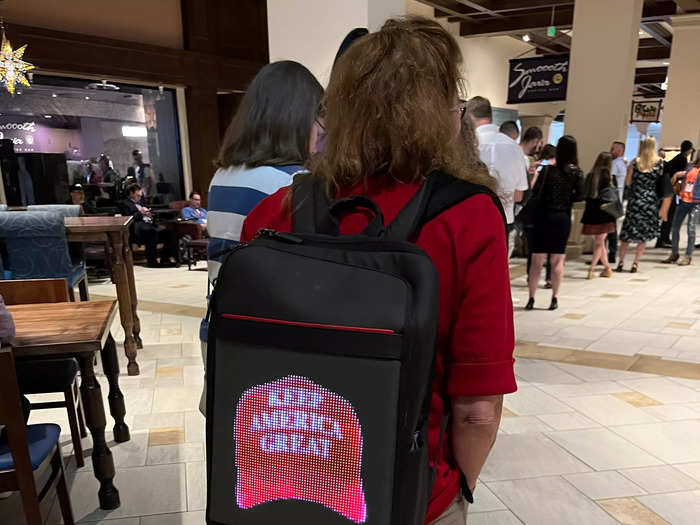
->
[79,354,120,510]
[108,231,139,376]
[122,230,143,350]
[100,333,131,443]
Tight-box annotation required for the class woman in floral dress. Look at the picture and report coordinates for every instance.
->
[617,137,666,272]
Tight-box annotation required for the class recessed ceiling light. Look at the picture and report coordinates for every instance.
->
[85,96,90,100]
[52,93,57,98]
[43,115,52,119]
[522,34,531,42]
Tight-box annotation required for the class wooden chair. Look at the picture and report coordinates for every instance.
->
[0,279,88,468]
[0,346,75,525]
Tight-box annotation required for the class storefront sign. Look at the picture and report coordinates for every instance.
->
[630,100,661,122]
[507,55,569,104]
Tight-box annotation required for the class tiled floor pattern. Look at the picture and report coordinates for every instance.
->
[2,250,700,524]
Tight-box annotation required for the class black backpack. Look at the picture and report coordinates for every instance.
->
[205,171,504,525]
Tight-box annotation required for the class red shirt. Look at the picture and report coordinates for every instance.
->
[241,178,517,523]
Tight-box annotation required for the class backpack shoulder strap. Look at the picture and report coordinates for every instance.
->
[291,172,331,234]
[384,170,506,241]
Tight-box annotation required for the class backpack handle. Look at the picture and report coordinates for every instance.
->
[320,195,385,236]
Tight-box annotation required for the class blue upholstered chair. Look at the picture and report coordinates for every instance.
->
[0,211,88,301]
[26,204,80,217]
[0,346,75,525]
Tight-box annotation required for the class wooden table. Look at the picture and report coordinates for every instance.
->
[65,216,142,375]
[9,300,129,510]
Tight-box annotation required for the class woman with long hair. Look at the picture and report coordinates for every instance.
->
[581,152,616,278]
[617,136,665,272]
[200,60,323,414]
[526,135,585,311]
[240,16,515,524]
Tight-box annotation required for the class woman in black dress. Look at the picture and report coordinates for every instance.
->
[526,135,585,310]
[581,152,617,279]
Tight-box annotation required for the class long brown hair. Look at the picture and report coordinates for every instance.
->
[584,151,613,198]
[308,16,490,193]
[216,61,323,169]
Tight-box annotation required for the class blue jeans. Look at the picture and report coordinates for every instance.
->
[671,201,699,257]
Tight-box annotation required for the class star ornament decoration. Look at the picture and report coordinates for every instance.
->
[0,30,34,95]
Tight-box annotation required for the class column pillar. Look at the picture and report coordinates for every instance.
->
[660,14,700,150]
[267,0,405,84]
[565,0,643,173]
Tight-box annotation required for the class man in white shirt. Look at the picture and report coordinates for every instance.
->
[467,96,528,257]
[608,141,627,263]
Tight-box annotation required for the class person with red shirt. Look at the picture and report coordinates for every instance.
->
[240,16,516,524]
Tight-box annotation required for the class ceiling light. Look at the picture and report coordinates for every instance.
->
[43,115,52,119]
[121,125,147,137]
[638,30,645,36]
[51,93,57,98]
[662,61,669,65]
[85,96,90,100]
[522,34,531,42]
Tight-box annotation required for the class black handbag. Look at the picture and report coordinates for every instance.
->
[599,186,624,219]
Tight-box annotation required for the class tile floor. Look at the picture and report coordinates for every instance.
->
[2,248,700,524]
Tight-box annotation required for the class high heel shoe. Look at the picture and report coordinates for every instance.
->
[615,262,624,273]
[587,269,595,280]
[630,263,638,273]
[525,298,535,311]
[549,297,558,311]
[600,267,613,278]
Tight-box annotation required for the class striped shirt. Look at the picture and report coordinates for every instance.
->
[207,164,302,282]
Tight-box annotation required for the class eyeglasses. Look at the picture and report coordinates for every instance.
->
[452,100,468,119]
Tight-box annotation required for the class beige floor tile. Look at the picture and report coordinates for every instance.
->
[611,420,700,463]
[67,463,187,521]
[469,483,507,513]
[503,387,574,416]
[562,313,586,320]
[514,358,582,384]
[618,377,700,404]
[147,442,204,465]
[184,410,206,443]
[597,498,669,525]
[675,463,700,482]
[536,412,601,431]
[479,434,590,481]
[132,412,186,431]
[614,391,662,407]
[499,415,554,434]
[501,407,516,417]
[467,510,522,525]
[618,465,700,493]
[564,395,659,426]
[157,366,184,377]
[186,462,206,511]
[635,490,700,525]
[564,471,646,500]
[149,427,186,446]
[140,511,206,525]
[488,476,617,525]
[546,428,664,470]
[642,404,700,421]
[537,381,629,398]
[153,387,203,413]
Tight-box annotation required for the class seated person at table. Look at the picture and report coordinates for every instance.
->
[66,183,97,215]
[118,183,178,267]
[181,191,207,227]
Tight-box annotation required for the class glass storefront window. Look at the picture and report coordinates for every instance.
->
[0,75,184,210]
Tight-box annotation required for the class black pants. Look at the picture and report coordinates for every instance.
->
[133,222,178,265]
[659,197,678,245]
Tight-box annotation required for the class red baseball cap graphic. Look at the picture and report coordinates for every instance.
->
[235,375,367,523]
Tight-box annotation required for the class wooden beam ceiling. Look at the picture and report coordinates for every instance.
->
[444,0,678,37]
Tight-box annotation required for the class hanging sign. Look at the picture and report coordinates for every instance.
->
[507,54,569,104]
[630,100,661,122]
